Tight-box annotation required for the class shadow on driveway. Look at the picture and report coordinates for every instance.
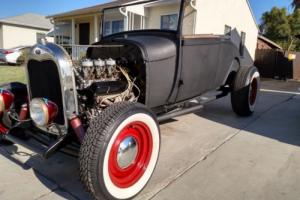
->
[0,80,299,200]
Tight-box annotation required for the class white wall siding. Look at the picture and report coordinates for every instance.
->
[2,24,49,49]
[195,0,258,64]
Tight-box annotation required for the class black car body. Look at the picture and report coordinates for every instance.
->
[0,0,260,199]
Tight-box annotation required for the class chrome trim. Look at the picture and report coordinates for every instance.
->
[117,136,138,169]
[26,42,78,129]
[29,98,49,127]
[0,94,4,112]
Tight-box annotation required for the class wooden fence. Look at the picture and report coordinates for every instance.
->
[255,49,293,79]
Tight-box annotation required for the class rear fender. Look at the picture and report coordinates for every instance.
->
[222,59,240,86]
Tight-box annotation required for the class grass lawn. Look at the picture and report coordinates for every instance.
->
[0,65,26,85]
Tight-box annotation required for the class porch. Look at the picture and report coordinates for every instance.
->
[52,14,101,60]
[48,0,194,60]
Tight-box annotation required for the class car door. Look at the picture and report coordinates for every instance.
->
[175,35,222,102]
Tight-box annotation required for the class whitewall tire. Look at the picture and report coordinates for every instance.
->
[79,102,160,200]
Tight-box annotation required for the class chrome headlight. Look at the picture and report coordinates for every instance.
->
[30,98,58,127]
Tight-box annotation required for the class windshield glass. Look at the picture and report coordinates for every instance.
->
[102,0,181,36]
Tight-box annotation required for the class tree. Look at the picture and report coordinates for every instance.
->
[261,7,300,51]
[289,9,300,50]
[292,0,300,10]
[261,7,291,49]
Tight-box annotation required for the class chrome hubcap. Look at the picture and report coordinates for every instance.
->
[117,136,138,169]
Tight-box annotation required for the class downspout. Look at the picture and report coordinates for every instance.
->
[189,0,197,34]
[190,0,197,10]
[50,19,56,44]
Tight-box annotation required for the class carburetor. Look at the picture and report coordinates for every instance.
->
[79,58,119,81]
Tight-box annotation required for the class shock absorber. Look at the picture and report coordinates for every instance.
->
[19,103,28,120]
[70,116,85,143]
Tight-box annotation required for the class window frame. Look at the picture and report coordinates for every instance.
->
[160,13,179,31]
[103,19,125,36]
[111,20,124,34]
[101,0,185,39]
[36,32,46,43]
[104,21,112,36]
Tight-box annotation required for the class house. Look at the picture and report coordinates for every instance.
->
[48,0,258,64]
[257,35,283,50]
[0,13,53,49]
[47,1,129,45]
[255,35,300,80]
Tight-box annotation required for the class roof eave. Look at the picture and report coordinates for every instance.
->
[258,35,283,50]
[0,21,51,31]
[47,1,119,19]
[47,0,134,19]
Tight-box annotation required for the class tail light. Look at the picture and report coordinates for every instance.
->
[4,50,14,55]
[0,89,15,114]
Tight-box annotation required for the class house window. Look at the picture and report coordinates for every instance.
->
[36,33,46,43]
[240,31,246,56]
[224,25,232,36]
[104,20,124,36]
[104,21,111,36]
[112,20,124,34]
[161,14,178,30]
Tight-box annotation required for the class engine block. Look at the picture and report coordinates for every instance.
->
[73,58,139,120]
[79,58,120,83]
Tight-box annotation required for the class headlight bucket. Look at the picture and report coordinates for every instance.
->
[30,98,58,127]
[0,89,15,114]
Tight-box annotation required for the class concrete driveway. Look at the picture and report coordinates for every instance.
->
[0,79,300,200]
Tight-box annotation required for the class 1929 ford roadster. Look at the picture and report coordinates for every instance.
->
[0,0,259,199]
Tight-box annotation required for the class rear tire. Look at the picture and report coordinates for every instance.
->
[79,102,160,200]
[231,66,260,116]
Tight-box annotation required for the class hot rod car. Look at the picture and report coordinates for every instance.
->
[0,0,259,199]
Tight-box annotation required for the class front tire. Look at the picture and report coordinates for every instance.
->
[79,102,160,200]
[231,66,260,116]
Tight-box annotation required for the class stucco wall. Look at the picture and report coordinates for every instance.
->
[52,0,258,63]
[195,0,258,64]
[146,4,179,29]
[2,24,50,49]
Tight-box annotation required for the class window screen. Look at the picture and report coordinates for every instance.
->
[161,14,178,30]
[104,21,111,36]
[36,33,46,43]
[112,20,124,34]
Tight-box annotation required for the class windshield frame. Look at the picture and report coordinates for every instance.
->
[101,0,184,39]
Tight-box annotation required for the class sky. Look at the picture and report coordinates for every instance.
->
[0,0,295,24]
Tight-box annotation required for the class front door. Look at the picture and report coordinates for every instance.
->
[175,36,222,102]
[79,23,90,45]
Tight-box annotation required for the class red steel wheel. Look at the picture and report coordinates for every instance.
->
[108,121,153,188]
[80,102,160,200]
[249,77,258,106]
[231,65,260,116]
